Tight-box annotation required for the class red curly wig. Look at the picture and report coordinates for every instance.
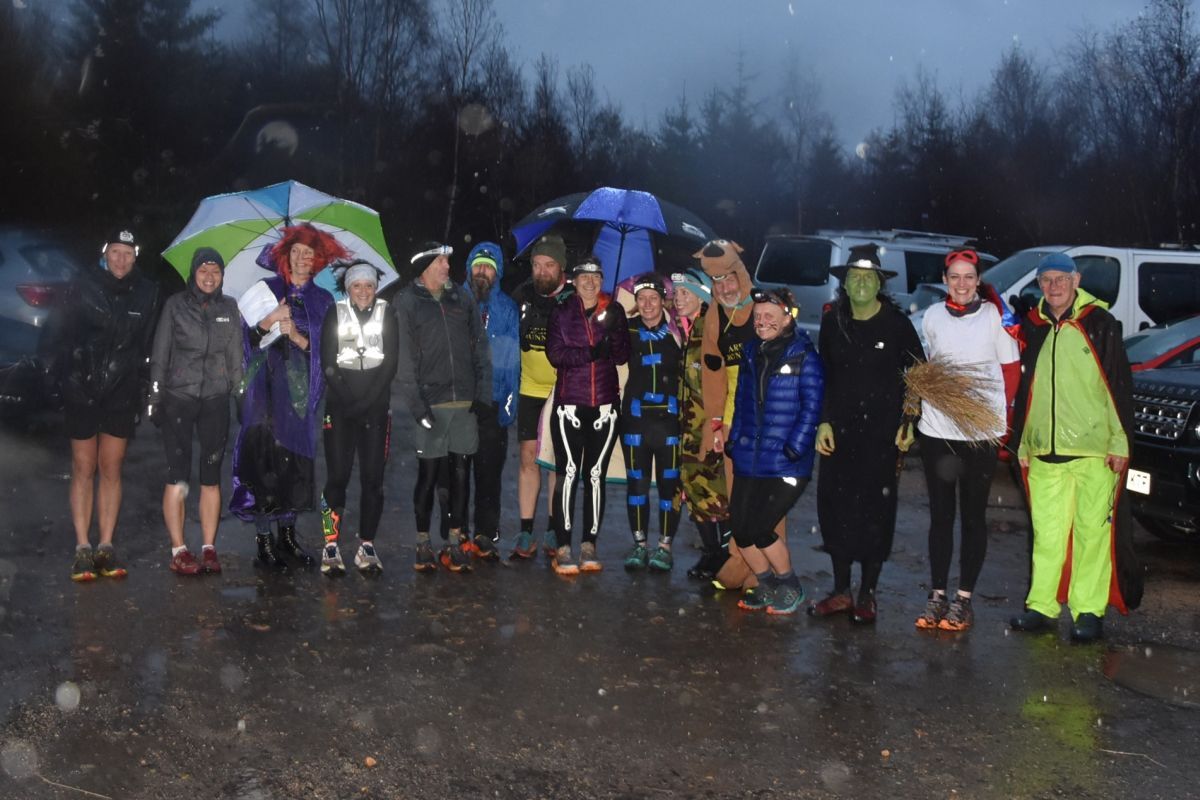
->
[270,223,350,286]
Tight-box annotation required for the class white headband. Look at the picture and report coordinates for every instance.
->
[344,263,379,288]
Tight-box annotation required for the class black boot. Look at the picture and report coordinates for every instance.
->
[687,520,721,580]
[255,533,289,572]
[276,525,316,568]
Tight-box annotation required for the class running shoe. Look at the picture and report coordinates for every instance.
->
[737,586,772,611]
[439,544,472,573]
[169,548,201,576]
[579,541,602,573]
[766,582,806,616]
[647,546,674,573]
[541,530,558,558]
[413,542,438,573]
[509,531,537,560]
[915,592,949,630]
[92,545,127,579]
[623,543,649,571]
[322,542,346,576]
[552,545,579,576]
[200,547,222,574]
[71,547,96,583]
[355,542,383,574]
[807,590,853,617]
[473,535,500,562]
[938,595,973,632]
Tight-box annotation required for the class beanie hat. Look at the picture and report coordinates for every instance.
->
[531,234,567,268]
[410,242,452,275]
[190,246,225,273]
[671,268,712,303]
[343,260,381,289]
[103,227,139,256]
[470,250,499,273]
[1035,252,1078,276]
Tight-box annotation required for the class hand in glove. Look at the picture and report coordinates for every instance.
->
[470,399,495,419]
[147,402,163,428]
[415,404,435,430]
[589,336,611,361]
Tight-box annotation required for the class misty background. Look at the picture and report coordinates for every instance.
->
[5,0,1200,286]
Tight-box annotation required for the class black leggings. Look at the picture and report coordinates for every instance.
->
[415,453,469,534]
[322,406,390,540]
[471,410,509,538]
[621,413,681,543]
[550,402,619,547]
[919,433,998,592]
[729,476,808,550]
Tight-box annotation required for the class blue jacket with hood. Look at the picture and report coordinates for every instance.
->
[463,242,520,426]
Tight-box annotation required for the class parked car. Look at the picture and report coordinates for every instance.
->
[0,227,83,415]
[1124,314,1200,372]
[1127,364,1200,541]
[752,229,997,337]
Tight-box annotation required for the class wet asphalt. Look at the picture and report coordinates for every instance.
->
[1,407,1199,800]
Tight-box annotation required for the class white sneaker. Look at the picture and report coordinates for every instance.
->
[321,542,346,576]
[355,542,383,574]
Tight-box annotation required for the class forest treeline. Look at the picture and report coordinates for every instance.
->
[5,0,1200,277]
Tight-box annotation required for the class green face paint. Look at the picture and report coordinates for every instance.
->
[846,268,881,315]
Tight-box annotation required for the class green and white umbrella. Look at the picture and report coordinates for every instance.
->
[162,180,398,298]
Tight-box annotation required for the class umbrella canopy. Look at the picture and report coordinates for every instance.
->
[162,180,398,299]
[512,187,716,292]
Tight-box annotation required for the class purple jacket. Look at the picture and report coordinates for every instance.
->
[546,293,630,407]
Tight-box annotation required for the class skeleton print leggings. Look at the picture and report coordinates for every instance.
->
[550,402,619,548]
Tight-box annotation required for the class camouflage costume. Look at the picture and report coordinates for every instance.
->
[678,308,729,522]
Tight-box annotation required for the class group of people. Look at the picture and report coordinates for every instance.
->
[54,223,1141,639]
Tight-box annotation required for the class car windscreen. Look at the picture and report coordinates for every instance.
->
[755,239,833,286]
[19,244,79,281]
[1125,315,1200,363]
[980,248,1059,293]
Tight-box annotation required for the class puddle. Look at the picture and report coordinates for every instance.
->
[1103,644,1200,709]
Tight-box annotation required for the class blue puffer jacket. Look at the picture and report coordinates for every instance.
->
[463,242,520,426]
[728,328,825,478]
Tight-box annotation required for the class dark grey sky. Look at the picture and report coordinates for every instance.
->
[493,0,1142,147]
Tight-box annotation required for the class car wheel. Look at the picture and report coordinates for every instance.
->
[1134,513,1200,543]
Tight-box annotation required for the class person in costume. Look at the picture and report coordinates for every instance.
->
[393,243,492,574]
[230,223,346,571]
[812,243,924,624]
[461,242,520,559]
[510,234,571,559]
[695,238,770,592]
[55,227,160,581]
[671,269,732,580]
[545,256,630,575]
[148,247,242,576]
[913,249,1020,631]
[727,288,824,615]
[317,261,398,576]
[1008,252,1141,642]
[619,273,683,573]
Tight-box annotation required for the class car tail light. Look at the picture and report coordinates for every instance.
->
[821,302,833,315]
[16,284,57,307]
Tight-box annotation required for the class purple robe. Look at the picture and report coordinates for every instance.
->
[229,265,334,523]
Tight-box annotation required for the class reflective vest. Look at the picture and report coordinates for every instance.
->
[334,298,388,370]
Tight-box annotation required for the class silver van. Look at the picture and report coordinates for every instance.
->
[752,229,997,336]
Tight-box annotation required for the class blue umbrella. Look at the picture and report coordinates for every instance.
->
[512,187,716,292]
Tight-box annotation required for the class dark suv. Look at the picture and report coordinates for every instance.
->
[1128,366,1200,541]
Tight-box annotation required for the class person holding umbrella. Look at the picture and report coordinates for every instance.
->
[53,227,159,581]
[147,247,243,575]
[811,244,924,623]
[229,223,347,571]
[545,256,630,575]
[317,261,399,575]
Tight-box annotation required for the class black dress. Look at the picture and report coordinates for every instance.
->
[816,303,923,562]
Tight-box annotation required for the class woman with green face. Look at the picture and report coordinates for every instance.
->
[811,244,924,624]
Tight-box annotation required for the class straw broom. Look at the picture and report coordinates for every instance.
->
[903,357,1003,447]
